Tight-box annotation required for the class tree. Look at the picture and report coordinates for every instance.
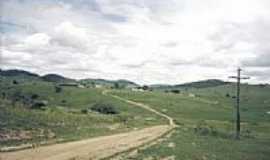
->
[142,85,149,90]
[1,92,6,99]
[114,82,120,89]
[31,94,39,99]
[171,89,180,94]
[13,80,19,85]
[55,86,62,93]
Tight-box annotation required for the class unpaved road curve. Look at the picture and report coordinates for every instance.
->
[104,90,175,126]
[0,90,174,160]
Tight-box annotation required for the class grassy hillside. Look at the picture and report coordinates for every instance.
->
[111,84,270,160]
[0,77,165,148]
[41,74,75,83]
[151,79,229,91]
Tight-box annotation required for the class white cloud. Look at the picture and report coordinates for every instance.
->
[1,0,270,84]
[24,33,51,48]
[53,21,90,49]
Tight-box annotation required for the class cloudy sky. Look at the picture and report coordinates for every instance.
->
[1,0,270,84]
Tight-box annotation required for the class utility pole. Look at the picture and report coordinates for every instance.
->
[229,68,250,139]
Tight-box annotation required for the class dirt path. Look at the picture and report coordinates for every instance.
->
[0,125,171,160]
[0,90,175,160]
[103,90,175,126]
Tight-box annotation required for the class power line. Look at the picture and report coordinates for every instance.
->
[229,68,250,139]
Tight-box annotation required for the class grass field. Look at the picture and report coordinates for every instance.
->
[111,84,270,160]
[0,77,165,148]
[1,73,270,159]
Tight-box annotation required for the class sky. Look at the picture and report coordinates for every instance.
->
[1,0,270,85]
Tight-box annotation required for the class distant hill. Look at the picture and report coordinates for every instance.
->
[1,69,231,89]
[41,74,75,83]
[0,69,39,77]
[0,69,139,88]
[151,79,230,90]
[116,79,139,88]
[0,69,41,83]
[175,79,229,88]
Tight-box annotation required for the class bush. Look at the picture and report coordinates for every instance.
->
[13,80,19,85]
[31,100,48,109]
[55,86,62,93]
[142,85,149,90]
[91,103,119,115]
[81,109,88,114]
[1,92,6,99]
[171,89,180,94]
[31,94,39,99]
[194,121,217,136]
[10,90,23,106]
[114,82,120,89]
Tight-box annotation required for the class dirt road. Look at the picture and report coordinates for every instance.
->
[0,90,175,160]
[105,90,175,126]
[0,125,171,160]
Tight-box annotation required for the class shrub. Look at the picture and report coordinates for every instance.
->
[114,82,120,89]
[142,85,149,90]
[1,92,6,99]
[31,94,39,99]
[91,103,119,115]
[194,121,217,136]
[10,90,23,106]
[171,89,180,94]
[55,86,62,93]
[81,109,88,114]
[31,101,48,109]
[13,80,19,85]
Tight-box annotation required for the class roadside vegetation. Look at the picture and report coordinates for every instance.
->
[0,76,164,149]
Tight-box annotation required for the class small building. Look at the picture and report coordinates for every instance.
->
[95,84,103,88]
[131,88,144,92]
[188,93,196,97]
